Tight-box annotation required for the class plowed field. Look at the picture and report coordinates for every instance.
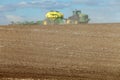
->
[0,24,120,80]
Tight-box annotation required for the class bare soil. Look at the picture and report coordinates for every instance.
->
[0,23,120,80]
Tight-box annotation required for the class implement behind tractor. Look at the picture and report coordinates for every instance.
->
[43,11,64,25]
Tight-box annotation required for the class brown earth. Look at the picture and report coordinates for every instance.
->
[0,23,120,80]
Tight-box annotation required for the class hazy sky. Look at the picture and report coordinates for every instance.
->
[0,0,120,25]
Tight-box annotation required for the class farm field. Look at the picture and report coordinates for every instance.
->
[0,23,120,80]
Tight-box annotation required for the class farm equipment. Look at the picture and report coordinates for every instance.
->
[43,10,90,25]
[43,10,64,25]
[66,10,90,24]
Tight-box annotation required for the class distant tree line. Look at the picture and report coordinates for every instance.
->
[10,20,43,25]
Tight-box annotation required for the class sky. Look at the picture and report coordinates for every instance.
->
[0,0,120,25]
